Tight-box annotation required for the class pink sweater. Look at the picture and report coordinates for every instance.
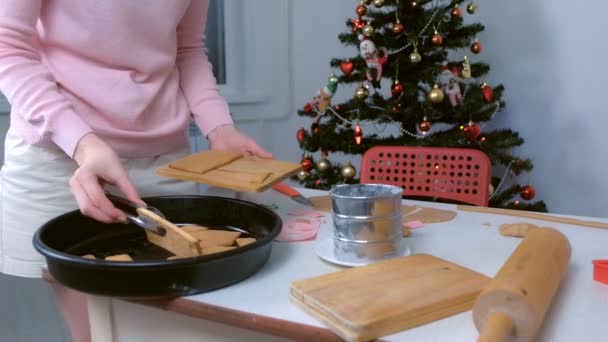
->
[0,0,233,158]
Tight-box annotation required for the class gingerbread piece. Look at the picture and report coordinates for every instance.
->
[201,245,237,256]
[190,230,241,248]
[499,222,538,238]
[105,254,133,262]
[169,150,242,174]
[235,237,257,247]
[138,207,202,257]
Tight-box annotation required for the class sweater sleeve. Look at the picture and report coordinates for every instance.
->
[0,0,93,157]
[176,0,234,137]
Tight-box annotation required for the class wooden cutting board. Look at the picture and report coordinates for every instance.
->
[290,254,490,342]
[156,150,302,192]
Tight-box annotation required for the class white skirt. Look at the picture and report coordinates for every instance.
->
[0,128,198,278]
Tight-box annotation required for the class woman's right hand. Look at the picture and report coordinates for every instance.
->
[71,134,145,223]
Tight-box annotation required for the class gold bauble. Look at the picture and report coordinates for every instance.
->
[409,51,422,64]
[373,0,385,7]
[354,86,369,100]
[467,2,477,14]
[428,84,445,103]
[316,158,331,173]
[341,163,357,180]
[362,24,374,37]
[297,170,310,181]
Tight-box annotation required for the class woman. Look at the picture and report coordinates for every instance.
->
[0,1,272,340]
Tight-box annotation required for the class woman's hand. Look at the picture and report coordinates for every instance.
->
[207,124,273,159]
[71,134,145,223]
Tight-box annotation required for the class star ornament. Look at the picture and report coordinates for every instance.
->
[351,17,367,32]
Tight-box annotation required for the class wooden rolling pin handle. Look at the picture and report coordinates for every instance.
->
[477,311,513,342]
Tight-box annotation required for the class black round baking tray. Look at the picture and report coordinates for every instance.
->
[33,196,282,298]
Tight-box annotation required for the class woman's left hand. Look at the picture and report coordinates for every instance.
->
[207,124,273,159]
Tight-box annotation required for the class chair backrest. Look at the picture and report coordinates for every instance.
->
[360,146,492,207]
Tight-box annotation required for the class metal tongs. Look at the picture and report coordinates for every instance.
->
[105,192,167,236]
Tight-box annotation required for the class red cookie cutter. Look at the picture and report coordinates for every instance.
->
[592,260,608,285]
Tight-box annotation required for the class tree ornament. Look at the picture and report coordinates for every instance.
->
[311,122,320,135]
[351,17,367,32]
[431,30,443,46]
[428,84,445,103]
[392,20,404,34]
[409,47,422,64]
[391,80,404,99]
[520,185,536,200]
[303,103,313,113]
[438,65,462,107]
[362,23,374,37]
[419,116,431,132]
[481,82,494,103]
[315,179,322,186]
[358,35,388,83]
[461,56,472,78]
[463,121,481,141]
[467,2,478,14]
[471,39,482,54]
[297,170,309,181]
[301,157,314,172]
[373,0,385,8]
[356,4,367,16]
[341,163,357,180]
[354,123,363,145]
[296,128,305,143]
[316,157,331,173]
[451,5,462,18]
[340,59,354,76]
[310,74,339,113]
[354,85,369,100]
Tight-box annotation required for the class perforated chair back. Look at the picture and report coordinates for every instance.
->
[360,146,492,207]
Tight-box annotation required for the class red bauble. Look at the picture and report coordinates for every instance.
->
[463,122,481,141]
[432,33,443,46]
[520,185,536,200]
[451,7,462,17]
[301,158,314,172]
[356,4,367,16]
[354,123,363,145]
[315,179,322,186]
[340,60,354,76]
[296,128,305,143]
[481,83,494,103]
[303,103,313,113]
[311,122,320,135]
[391,80,404,99]
[392,22,404,34]
[471,41,482,54]
[419,118,431,132]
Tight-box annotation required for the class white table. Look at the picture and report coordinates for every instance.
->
[89,188,608,342]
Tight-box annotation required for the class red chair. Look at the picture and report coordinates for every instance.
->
[360,146,492,207]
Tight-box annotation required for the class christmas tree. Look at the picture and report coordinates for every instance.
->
[293,0,547,212]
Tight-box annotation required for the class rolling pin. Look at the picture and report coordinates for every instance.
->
[473,227,571,342]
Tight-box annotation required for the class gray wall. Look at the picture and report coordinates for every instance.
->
[0,1,606,340]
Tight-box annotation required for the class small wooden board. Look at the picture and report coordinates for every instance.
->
[156,151,302,192]
[290,254,489,342]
